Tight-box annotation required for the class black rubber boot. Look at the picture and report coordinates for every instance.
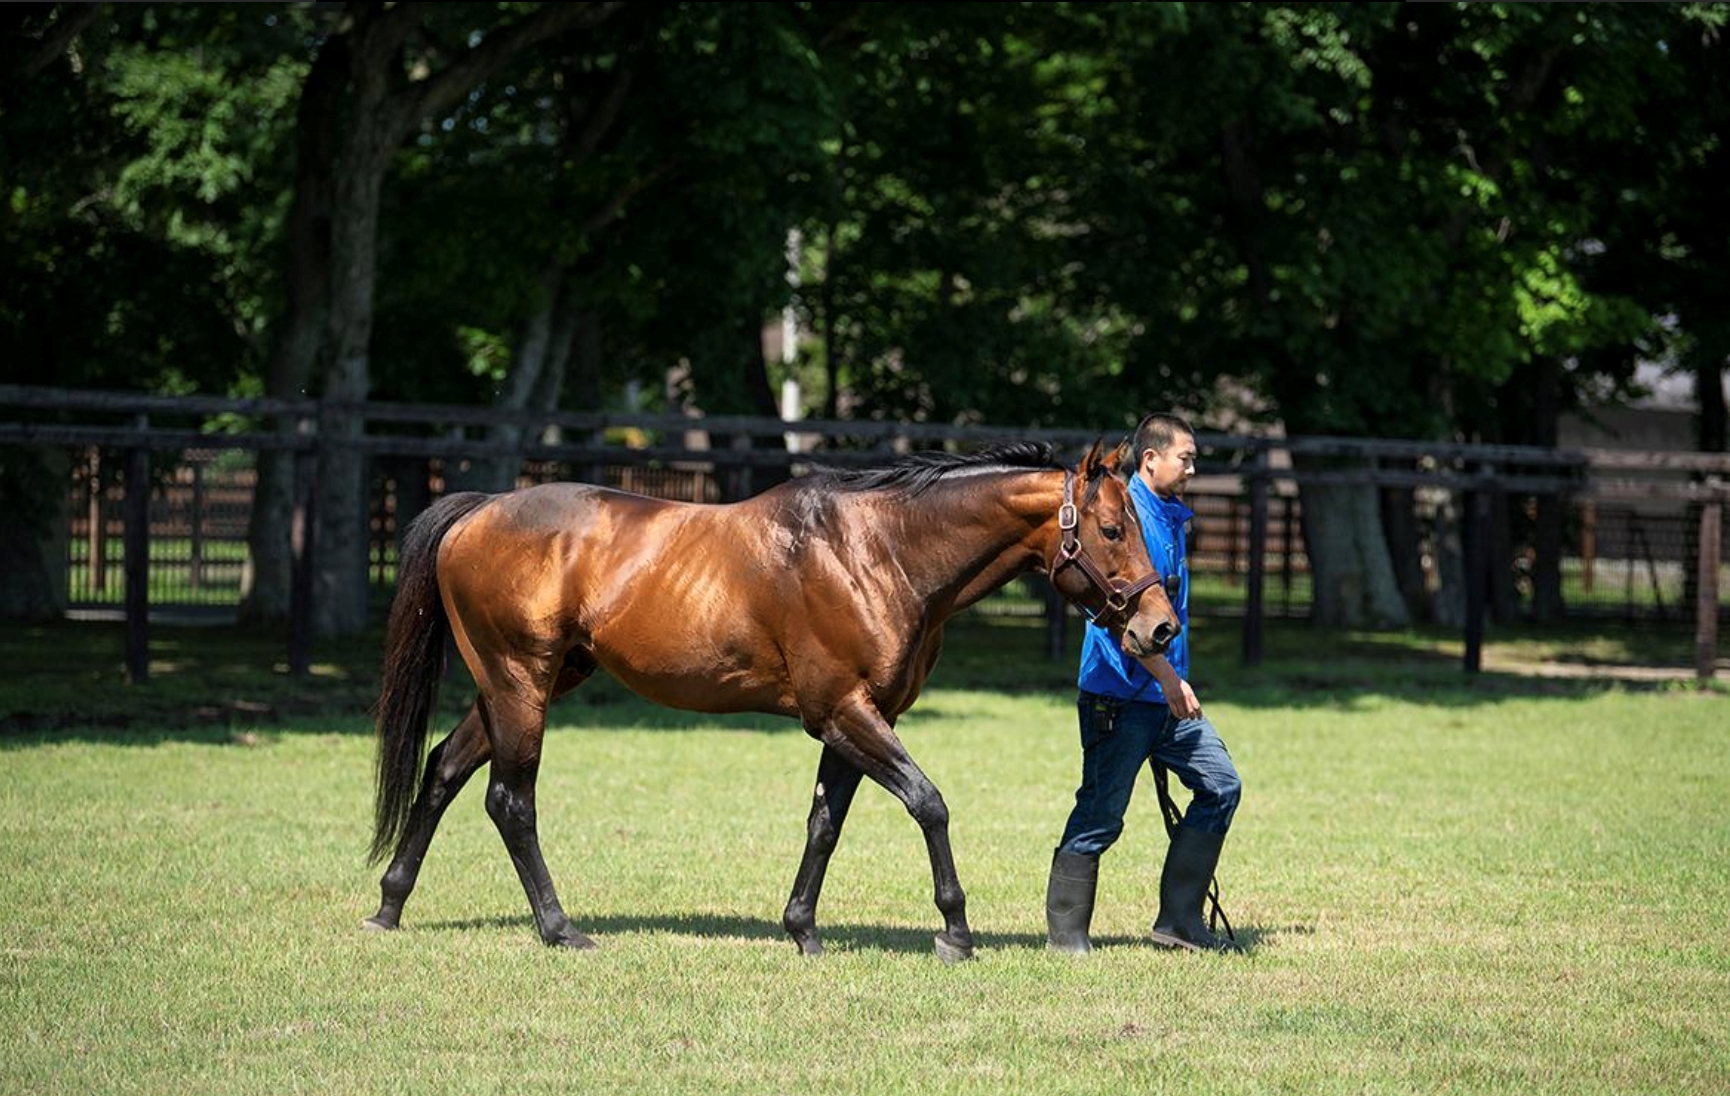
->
[1149,825,1237,952]
[1045,849,1099,954]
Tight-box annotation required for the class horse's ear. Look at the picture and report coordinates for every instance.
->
[1081,437,1108,479]
[1081,436,1133,479]
[1109,436,1133,475]
[1084,436,1131,478]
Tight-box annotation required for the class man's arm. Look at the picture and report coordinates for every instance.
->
[1139,653,1202,720]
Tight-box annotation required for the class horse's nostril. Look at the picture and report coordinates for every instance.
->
[1153,621,1178,645]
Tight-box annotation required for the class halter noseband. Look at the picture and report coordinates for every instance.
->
[1051,469,1163,631]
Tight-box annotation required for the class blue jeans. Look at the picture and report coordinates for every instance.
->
[1057,691,1241,857]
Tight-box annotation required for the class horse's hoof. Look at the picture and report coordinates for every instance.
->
[548,929,598,950]
[934,933,974,964]
[360,915,397,932]
[797,938,824,958]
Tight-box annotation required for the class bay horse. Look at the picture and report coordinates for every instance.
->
[363,439,1179,962]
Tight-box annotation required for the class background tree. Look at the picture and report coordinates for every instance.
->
[269,1,623,636]
[5,2,1726,634]
[1,3,287,615]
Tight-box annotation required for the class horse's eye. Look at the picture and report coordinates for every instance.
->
[1101,524,1123,541]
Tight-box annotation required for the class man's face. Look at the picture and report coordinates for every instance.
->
[1140,431,1197,498]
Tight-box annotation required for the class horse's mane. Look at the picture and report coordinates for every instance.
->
[815,441,1064,496]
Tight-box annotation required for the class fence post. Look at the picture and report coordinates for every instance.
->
[288,421,318,678]
[86,447,108,598]
[1225,495,1241,588]
[189,460,205,591]
[1042,577,1069,661]
[1241,448,1269,667]
[1281,496,1296,616]
[123,416,150,684]
[1697,487,1723,682]
[727,430,753,501]
[585,423,607,487]
[1463,464,1494,674]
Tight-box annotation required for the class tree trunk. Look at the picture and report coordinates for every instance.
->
[820,217,840,421]
[0,446,70,620]
[1296,467,1411,630]
[387,455,432,566]
[314,135,391,638]
[306,2,625,636]
[449,266,576,495]
[1530,356,1567,622]
[563,305,605,485]
[710,312,788,502]
[238,32,344,624]
[1700,356,1728,456]
[1683,335,1728,613]
[1429,489,1467,629]
[1381,482,1429,621]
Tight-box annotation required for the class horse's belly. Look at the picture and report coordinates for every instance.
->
[592,633,798,718]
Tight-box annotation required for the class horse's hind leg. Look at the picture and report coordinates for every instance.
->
[364,703,491,932]
[480,690,594,949]
[782,744,865,957]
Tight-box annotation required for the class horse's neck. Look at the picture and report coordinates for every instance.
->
[898,470,1062,608]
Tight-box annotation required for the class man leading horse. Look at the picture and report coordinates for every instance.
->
[1045,412,1242,954]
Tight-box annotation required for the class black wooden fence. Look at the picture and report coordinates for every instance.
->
[2,384,1725,683]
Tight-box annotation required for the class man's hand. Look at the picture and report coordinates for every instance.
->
[1140,653,1202,721]
[1167,678,1202,721]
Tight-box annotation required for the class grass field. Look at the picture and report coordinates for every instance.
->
[1,616,1727,1095]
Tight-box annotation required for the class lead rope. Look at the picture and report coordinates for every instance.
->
[1152,762,1235,941]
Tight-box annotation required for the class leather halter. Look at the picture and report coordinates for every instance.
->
[1051,469,1163,631]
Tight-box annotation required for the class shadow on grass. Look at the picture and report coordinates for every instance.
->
[2,614,1720,747]
[395,910,1284,958]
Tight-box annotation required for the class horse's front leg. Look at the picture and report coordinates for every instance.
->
[900,767,974,964]
[817,694,976,963]
[783,744,864,956]
[365,703,490,932]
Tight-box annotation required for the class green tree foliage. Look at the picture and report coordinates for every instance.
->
[4,2,1727,629]
[1,4,311,617]
[0,4,298,394]
[805,3,1189,428]
[556,1,846,417]
[11,2,1718,437]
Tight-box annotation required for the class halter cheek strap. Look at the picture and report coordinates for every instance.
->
[1052,469,1162,630]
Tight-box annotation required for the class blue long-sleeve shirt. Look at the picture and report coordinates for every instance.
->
[1076,474,1192,703]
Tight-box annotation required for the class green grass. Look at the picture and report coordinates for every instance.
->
[68,538,253,604]
[1,618,1727,1095]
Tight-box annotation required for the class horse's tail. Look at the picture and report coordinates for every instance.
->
[368,491,494,865]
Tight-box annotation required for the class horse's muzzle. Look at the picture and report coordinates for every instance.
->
[1124,618,1180,659]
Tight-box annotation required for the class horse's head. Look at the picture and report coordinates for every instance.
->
[1048,439,1182,660]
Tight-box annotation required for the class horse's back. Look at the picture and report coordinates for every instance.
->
[435,482,672,614]
[433,481,812,708]
[472,480,681,530]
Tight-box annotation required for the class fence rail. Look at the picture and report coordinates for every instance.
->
[4,384,1724,683]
